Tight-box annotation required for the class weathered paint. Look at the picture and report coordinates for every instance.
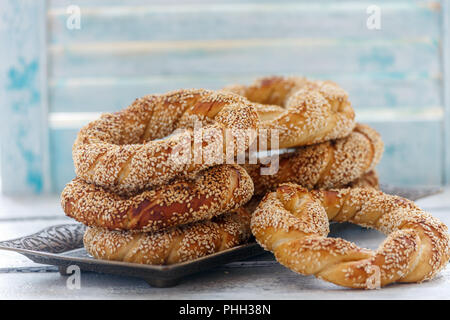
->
[48,39,440,77]
[0,0,50,194]
[47,1,440,43]
[48,75,442,113]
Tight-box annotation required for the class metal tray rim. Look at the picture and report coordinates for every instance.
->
[0,236,263,272]
[0,223,265,271]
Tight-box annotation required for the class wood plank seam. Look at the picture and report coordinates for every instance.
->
[41,0,51,193]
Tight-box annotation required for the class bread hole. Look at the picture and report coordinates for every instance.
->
[328,222,384,251]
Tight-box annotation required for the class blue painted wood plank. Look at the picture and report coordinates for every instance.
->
[48,75,442,113]
[47,1,441,43]
[48,39,440,78]
[443,0,450,184]
[49,129,77,193]
[367,120,443,187]
[48,120,443,192]
[0,0,50,194]
[48,0,439,6]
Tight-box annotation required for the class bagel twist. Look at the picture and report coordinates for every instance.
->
[244,123,383,195]
[84,208,251,265]
[251,183,450,288]
[73,89,259,194]
[62,164,254,232]
[223,76,355,149]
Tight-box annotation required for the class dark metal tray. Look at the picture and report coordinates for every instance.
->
[0,185,441,287]
[0,224,265,287]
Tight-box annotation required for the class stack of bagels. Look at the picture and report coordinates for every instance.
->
[61,76,449,289]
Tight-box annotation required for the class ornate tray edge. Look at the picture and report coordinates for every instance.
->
[0,223,265,272]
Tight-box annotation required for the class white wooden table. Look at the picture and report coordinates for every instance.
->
[0,189,449,300]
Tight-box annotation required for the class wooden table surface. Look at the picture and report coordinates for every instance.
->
[0,188,449,300]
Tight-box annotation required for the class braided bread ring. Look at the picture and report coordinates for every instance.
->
[84,208,251,265]
[61,164,254,232]
[252,183,450,288]
[73,89,258,194]
[223,76,355,149]
[243,123,383,195]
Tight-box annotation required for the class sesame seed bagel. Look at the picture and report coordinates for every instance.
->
[243,123,383,195]
[251,183,450,288]
[223,76,355,149]
[73,89,259,194]
[61,164,254,232]
[83,208,251,265]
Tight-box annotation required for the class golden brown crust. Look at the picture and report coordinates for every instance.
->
[251,183,450,288]
[62,164,254,232]
[73,89,259,194]
[243,123,383,195]
[347,170,379,189]
[84,208,252,265]
[223,76,355,149]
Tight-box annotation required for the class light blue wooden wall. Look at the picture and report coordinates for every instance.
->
[0,0,50,194]
[1,0,449,194]
[444,0,450,184]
